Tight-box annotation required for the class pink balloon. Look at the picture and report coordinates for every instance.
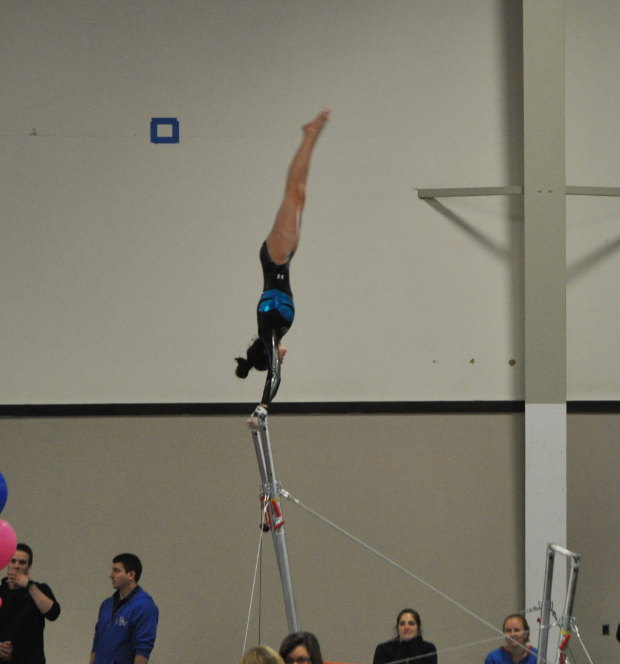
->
[0,520,17,570]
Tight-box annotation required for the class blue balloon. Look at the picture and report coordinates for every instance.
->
[0,472,7,514]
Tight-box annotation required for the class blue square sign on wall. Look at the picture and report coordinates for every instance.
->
[150,118,180,144]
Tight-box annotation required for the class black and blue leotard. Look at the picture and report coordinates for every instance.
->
[257,241,295,405]
[257,241,295,338]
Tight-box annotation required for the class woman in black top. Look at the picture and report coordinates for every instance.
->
[236,109,329,408]
[373,608,438,664]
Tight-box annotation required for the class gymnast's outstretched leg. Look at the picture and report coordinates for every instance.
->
[265,108,330,265]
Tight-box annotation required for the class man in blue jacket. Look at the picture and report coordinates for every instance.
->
[90,553,158,664]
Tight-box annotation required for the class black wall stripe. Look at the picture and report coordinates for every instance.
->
[1,401,619,417]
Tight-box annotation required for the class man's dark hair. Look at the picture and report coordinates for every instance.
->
[113,553,142,582]
[279,632,323,664]
[16,543,33,567]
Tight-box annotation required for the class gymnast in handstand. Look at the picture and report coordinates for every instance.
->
[235,109,330,411]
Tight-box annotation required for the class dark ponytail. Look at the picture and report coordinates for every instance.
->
[235,338,269,377]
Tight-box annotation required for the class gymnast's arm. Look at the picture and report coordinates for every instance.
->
[260,331,281,407]
[247,332,281,429]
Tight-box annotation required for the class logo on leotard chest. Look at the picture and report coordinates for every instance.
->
[277,274,284,280]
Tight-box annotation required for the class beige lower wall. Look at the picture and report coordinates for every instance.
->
[567,413,620,664]
[6,411,607,664]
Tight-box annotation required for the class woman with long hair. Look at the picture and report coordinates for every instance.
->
[373,608,437,664]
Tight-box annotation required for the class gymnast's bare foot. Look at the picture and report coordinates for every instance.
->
[302,108,330,137]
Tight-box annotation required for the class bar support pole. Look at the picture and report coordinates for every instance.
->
[250,410,301,634]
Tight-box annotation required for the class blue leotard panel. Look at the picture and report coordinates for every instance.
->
[258,289,295,322]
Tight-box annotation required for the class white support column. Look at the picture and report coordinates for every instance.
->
[525,405,566,626]
[523,0,567,630]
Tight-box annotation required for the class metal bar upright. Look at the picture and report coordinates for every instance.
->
[537,543,581,664]
[554,546,580,664]
[250,409,301,634]
[537,545,555,664]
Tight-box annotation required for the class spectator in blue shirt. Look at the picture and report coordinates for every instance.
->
[90,553,158,664]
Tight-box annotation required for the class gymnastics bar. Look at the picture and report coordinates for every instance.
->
[250,410,301,634]
[417,185,620,199]
[537,543,581,664]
